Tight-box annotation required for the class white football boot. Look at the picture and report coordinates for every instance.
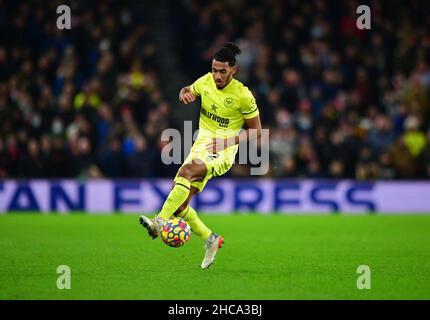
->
[201,233,224,269]
[139,215,165,239]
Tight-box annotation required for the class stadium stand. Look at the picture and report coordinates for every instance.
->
[1,0,429,180]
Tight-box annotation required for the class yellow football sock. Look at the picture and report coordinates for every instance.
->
[177,205,212,240]
[157,177,191,220]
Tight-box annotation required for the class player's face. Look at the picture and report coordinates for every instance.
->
[212,60,236,89]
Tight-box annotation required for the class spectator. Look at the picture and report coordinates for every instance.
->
[125,136,156,177]
[0,1,167,178]
[171,0,430,180]
[1,0,430,181]
[402,116,427,158]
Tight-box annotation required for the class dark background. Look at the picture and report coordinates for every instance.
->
[0,0,429,180]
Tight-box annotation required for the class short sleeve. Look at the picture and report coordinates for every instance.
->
[241,88,259,119]
[190,73,209,96]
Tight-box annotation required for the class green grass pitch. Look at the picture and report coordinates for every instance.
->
[0,213,429,299]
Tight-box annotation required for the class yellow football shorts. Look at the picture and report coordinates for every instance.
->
[174,137,238,192]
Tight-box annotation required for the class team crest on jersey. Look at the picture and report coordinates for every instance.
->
[224,97,234,107]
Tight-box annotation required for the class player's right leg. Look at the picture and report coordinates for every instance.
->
[201,233,224,269]
[175,204,224,269]
[139,159,207,239]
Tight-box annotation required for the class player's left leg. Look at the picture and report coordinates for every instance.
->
[140,159,207,239]
[174,186,212,240]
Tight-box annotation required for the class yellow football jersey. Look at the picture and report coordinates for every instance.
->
[190,72,259,139]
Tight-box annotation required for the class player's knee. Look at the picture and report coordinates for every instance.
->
[178,165,195,181]
[178,162,207,182]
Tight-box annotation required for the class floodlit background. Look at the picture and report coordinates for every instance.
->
[1,0,429,181]
[0,0,429,300]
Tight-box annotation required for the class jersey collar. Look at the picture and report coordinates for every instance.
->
[213,76,235,91]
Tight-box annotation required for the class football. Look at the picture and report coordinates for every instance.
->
[160,218,192,247]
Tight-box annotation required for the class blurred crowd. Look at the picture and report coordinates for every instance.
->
[0,0,178,179]
[1,0,430,180]
[172,0,430,179]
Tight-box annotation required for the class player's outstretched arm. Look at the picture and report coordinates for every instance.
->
[179,85,197,104]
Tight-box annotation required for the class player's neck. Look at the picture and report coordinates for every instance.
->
[217,77,234,90]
